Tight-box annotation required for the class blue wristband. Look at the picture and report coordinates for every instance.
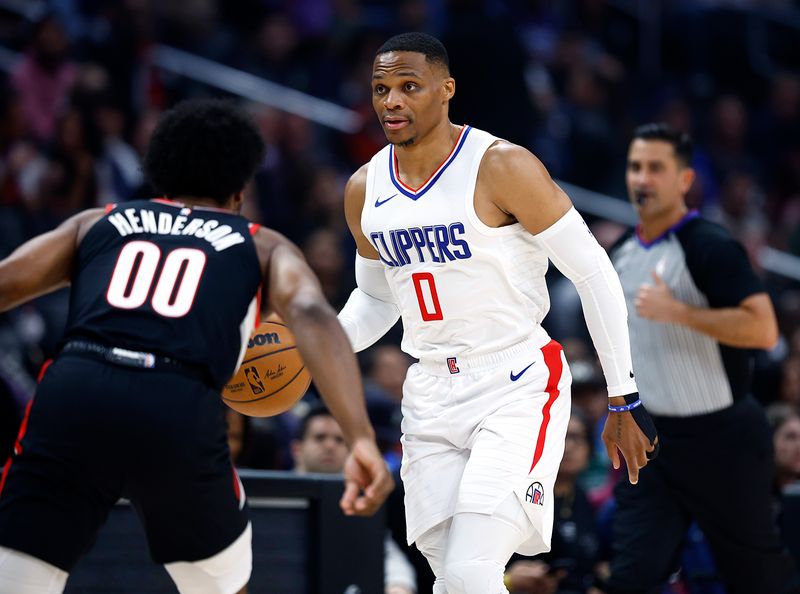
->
[608,399,642,413]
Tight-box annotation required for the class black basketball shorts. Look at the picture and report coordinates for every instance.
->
[0,353,248,571]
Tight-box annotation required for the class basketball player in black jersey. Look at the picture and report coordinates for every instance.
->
[0,99,393,594]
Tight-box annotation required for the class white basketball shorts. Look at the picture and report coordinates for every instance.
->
[400,335,572,556]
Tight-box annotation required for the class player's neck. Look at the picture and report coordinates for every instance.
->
[638,204,689,242]
[393,121,462,187]
[171,195,236,211]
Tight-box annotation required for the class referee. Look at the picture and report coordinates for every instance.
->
[605,123,798,593]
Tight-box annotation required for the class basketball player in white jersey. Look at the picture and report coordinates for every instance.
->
[338,33,658,594]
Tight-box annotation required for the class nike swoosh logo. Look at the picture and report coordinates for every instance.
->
[510,361,536,381]
[375,193,398,207]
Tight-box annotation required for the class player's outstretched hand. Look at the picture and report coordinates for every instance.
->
[340,437,395,516]
[602,393,659,485]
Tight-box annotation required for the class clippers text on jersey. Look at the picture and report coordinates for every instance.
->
[369,222,472,267]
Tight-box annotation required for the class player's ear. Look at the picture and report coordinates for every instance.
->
[442,77,455,102]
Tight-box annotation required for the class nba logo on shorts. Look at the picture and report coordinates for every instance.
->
[245,366,265,394]
[447,357,460,374]
[526,481,544,506]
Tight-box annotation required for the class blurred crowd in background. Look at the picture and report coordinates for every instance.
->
[0,1,799,592]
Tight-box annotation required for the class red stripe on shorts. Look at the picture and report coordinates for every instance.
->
[232,467,241,502]
[529,340,563,473]
[0,398,35,497]
[1,356,47,495]
[37,358,53,383]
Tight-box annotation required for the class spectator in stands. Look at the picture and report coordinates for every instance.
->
[363,344,412,405]
[767,403,800,493]
[292,405,417,594]
[767,403,800,570]
[11,15,78,143]
[34,107,97,223]
[302,227,349,309]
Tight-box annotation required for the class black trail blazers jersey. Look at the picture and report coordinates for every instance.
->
[65,198,263,389]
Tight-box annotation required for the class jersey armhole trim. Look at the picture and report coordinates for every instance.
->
[463,133,524,237]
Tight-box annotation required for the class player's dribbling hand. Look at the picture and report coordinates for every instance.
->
[340,438,394,516]
[602,395,658,485]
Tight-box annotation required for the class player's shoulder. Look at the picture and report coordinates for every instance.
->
[480,140,548,182]
[482,139,537,166]
[346,163,369,194]
[344,162,369,212]
[251,225,302,275]
[75,206,111,244]
[251,225,294,251]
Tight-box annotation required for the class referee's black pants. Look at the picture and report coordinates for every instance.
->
[606,397,799,594]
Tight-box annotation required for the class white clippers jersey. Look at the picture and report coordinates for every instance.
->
[362,126,551,360]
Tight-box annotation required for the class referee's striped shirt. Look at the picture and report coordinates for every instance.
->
[609,211,765,417]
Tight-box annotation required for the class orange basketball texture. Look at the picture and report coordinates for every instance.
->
[222,320,311,417]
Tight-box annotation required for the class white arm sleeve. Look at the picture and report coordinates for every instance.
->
[338,254,401,353]
[535,207,638,397]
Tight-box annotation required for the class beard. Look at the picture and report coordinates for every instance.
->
[392,136,416,148]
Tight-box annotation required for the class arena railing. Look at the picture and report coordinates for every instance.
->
[64,470,385,594]
[151,45,362,134]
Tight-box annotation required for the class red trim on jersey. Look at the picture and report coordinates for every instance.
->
[0,456,11,498]
[151,197,183,207]
[232,467,241,501]
[252,223,263,329]
[36,358,53,383]
[0,398,34,497]
[392,125,468,192]
[250,288,262,331]
[529,340,563,473]
[104,203,117,214]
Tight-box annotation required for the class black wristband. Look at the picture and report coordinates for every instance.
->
[622,392,659,460]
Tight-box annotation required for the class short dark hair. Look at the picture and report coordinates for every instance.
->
[296,404,334,441]
[632,122,693,167]
[143,99,265,204]
[376,32,449,73]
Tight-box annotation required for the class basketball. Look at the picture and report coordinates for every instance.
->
[221,319,311,417]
